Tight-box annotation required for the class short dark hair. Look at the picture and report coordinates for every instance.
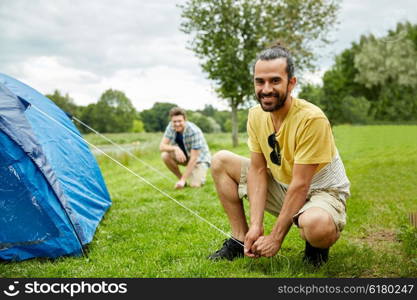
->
[254,42,295,79]
[169,107,187,119]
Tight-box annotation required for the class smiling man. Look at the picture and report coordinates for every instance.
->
[160,107,211,189]
[208,44,350,266]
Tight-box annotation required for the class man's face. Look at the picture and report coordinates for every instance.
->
[254,58,293,112]
[171,115,186,132]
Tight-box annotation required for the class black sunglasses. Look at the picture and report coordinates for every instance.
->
[268,133,281,166]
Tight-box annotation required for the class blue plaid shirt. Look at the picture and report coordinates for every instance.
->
[164,121,211,166]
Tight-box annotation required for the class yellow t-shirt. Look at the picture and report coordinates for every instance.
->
[247,98,336,185]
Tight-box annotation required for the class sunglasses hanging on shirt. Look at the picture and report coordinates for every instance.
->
[268,132,281,166]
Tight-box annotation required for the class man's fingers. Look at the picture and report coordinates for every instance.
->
[244,238,254,255]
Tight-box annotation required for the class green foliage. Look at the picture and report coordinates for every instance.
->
[340,96,372,125]
[207,110,231,132]
[224,110,248,133]
[398,225,417,258]
[140,102,177,132]
[199,104,217,118]
[187,111,221,133]
[298,84,325,108]
[299,21,417,125]
[179,0,339,145]
[45,90,80,117]
[132,119,145,133]
[354,34,417,88]
[79,89,137,133]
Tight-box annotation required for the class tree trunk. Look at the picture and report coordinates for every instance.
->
[231,104,239,147]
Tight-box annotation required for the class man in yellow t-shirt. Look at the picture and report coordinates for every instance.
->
[208,44,350,266]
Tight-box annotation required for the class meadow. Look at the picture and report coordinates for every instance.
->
[1,125,416,277]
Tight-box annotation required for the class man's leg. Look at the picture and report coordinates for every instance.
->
[298,207,339,248]
[211,150,248,242]
[161,151,182,179]
[294,191,345,265]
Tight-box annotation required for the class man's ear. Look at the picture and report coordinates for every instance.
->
[288,76,297,93]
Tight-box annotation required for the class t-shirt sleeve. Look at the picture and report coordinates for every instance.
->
[163,124,175,142]
[247,110,262,153]
[294,117,334,164]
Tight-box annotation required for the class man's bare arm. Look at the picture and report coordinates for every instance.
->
[251,163,318,257]
[159,137,186,163]
[244,151,268,257]
[179,149,200,182]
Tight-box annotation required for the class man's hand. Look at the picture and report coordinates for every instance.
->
[174,147,187,163]
[175,179,186,189]
[251,234,281,257]
[244,225,263,258]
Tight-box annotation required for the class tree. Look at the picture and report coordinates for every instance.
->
[132,119,145,133]
[187,111,221,133]
[354,35,417,89]
[80,89,137,133]
[210,110,230,132]
[298,21,417,124]
[340,96,372,124]
[298,84,325,109]
[79,103,99,134]
[353,25,417,121]
[318,45,373,124]
[140,102,177,132]
[46,90,80,117]
[179,0,339,146]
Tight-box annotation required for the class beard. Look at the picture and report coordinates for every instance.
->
[256,86,289,112]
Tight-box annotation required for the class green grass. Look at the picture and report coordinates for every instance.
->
[1,126,416,277]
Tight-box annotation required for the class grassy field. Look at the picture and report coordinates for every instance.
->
[1,126,416,277]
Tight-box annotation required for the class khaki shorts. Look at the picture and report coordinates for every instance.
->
[237,157,346,232]
[188,162,208,186]
[173,153,209,186]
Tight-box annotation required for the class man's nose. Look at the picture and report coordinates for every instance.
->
[262,82,273,94]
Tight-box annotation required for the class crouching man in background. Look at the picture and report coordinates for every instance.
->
[160,107,211,189]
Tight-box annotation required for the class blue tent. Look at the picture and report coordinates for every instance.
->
[0,73,111,261]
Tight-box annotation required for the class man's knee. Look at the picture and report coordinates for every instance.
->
[161,151,172,162]
[211,150,234,173]
[298,207,339,248]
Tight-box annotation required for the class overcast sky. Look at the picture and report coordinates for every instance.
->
[1,0,416,111]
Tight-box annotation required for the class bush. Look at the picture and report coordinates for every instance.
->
[132,120,145,133]
[340,96,373,124]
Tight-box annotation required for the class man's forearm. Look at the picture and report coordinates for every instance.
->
[247,166,268,227]
[160,143,177,152]
[180,157,198,181]
[270,183,309,243]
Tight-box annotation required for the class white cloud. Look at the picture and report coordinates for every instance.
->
[13,56,227,112]
[1,0,417,111]
[100,66,226,111]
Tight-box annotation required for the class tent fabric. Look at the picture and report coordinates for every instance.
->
[0,73,111,261]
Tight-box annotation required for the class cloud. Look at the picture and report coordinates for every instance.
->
[0,0,191,75]
[13,56,226,112]
[0,0,220,110]
[1,0,417,110]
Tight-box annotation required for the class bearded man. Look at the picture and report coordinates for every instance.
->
[208,44,350,266]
